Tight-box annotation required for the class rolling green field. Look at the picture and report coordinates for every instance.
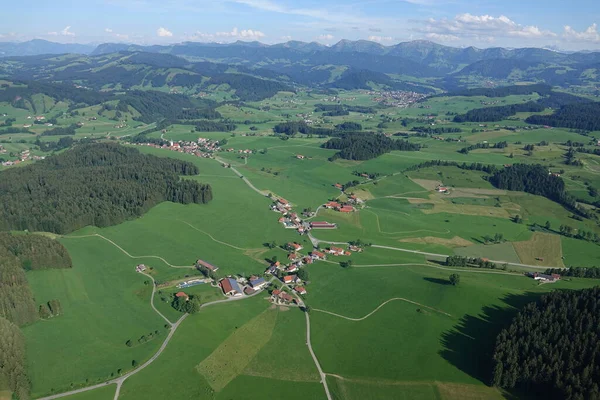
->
[5,86,600,400]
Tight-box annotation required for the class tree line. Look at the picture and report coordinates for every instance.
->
[459,141,507,154]
[442,83,553,98]
[445,256,501,270]
[492,287,600,399]
[314,104,376,115]
[323,133,421,161]
[544,267,600,279]
[0,143,212,234]
[0,317,29,400]
[408,126,462,135]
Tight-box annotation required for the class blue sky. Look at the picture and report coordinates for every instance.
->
[1,0,600,50]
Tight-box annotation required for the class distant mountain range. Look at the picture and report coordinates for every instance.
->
[1,39,600,93]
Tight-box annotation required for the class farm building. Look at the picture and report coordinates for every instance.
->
[220,278,243,297]
[311,221,337,229]
[288,253,300,261]
[339,205,355,213]
[527,272,561,282]
[249,277,267,289]
[135,264,147,272]
[287,242,303,251]
[177,279,205,289]
[271,289,294,304]
[311,251,326,260]
[278,198,291,208]
[196,260,219,272]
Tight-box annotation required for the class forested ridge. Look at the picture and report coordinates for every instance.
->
[492,288,600,399]
[0,143,212,234]
[443,84,553,98]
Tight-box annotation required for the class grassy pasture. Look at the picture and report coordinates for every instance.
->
[197,308,278,391]
[23,236,165,397]
[60,385,116,400]
[513,232,564,267]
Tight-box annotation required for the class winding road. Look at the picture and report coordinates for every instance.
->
[313,297,452,320]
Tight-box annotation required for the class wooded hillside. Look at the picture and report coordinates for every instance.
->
[0,143,212,234]
[0,317,29,400]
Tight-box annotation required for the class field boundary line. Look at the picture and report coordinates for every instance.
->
[63,234,193,269]
[140,272,174,326]
[352,262,523,275]
[313,297,452,320]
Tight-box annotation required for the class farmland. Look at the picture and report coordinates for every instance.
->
[2,79,600,400]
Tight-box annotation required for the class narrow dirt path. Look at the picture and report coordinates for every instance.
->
[63,234,194,269]
[313,297,452,320]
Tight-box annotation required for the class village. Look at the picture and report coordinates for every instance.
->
[132,137,224,159]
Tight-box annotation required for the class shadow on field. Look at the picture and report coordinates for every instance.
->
[423,277,451,285]
[439,291,542,385]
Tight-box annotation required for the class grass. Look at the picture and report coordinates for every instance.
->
[513,232,564,267]
[23,236,165,398]
[455,242,522,264]
[118,296,270,400]
[60,385,116,400]
[196,308,278,391]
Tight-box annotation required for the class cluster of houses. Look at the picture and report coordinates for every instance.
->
[218,275,268,297]
[1,149,45,166]
[271,197,337,234]
[526,272,561,283]
[367,90,427,108]
[134,137,222,159]
[324,201,355,213]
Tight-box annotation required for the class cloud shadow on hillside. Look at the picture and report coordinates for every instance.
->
[439,291,543,385]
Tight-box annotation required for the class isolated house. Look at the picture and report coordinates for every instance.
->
[175,292,189,301]
[196,260,219,272]
[220,278,243,297]
[135,264,147,272]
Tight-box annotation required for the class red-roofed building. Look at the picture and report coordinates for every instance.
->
[328,247,345,256]
[339,205,354,213]
[288,253,300,261]
[278,198,290,207]
[283,275,299,284]
[310,221,337,229]
[325,201,341,209]
[311,251,326,260]
[287,242,303,251]
[334,183,343,189]
[175,292,189,301]
[295,287,307,295]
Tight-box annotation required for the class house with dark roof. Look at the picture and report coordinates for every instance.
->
[220,278,243,297]
[249,277,267,289]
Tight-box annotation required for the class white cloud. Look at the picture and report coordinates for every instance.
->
[48,26,75,37]
[416,14,556,41]
[425,33,460,42]
[157,27,173,37]
[563,23,600,43]
[368,35,393,43]
[190,27,265,42]
[281,35,292,41]
[105,28,113,33]
[316,34,335,41]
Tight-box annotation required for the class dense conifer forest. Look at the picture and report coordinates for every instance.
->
[492,288,600,399]
[323,133,421,161]
[0,317,29,400]
[525,102,600,131]
[489,164,577,212]
[0,143,212,234]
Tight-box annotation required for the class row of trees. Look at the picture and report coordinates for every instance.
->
[459,141,508,154]
[403,159,500,175]
[492,287,600,399]
[445,256,500,270]
[0,143,212,234]
[409,126,462,135]
[544,267,600,278]
[314,104,376,114]
[323,133,421,161]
